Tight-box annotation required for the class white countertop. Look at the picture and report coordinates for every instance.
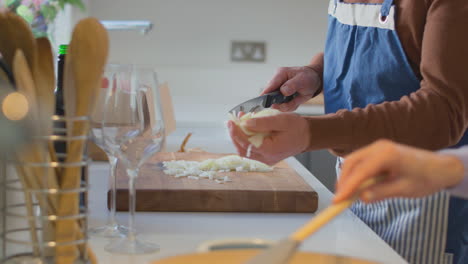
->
[87,125,406,264]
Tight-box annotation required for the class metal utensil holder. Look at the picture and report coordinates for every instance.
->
[0,116,91,264]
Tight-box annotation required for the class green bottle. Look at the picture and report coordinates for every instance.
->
[55,44,86,206]
[54,44,68,156]
[55,44,68,115]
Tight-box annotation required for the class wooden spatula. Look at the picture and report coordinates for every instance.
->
[12,49,41,256]
[35,37,62,174]
[55,17,108,264]
[13,50,37,110]
[0,11,36,73]
[244,177,380,264]
[2,12,96,263]
[34,37,56,124]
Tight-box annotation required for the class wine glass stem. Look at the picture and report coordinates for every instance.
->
[108,155,118,227]
[127,169,138,241]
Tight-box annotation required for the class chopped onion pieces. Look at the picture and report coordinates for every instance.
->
[163,155,272,183]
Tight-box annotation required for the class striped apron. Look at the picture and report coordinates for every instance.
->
[325,0,468,263]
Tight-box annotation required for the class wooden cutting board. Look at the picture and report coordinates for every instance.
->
[111,152,318,213]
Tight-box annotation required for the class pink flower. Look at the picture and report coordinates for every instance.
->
[21,0,45,11]
[21,0,32,6]
[32,0,45,7]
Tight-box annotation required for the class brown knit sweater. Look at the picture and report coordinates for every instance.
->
[305,0,468,157]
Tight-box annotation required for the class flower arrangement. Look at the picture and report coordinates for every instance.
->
[0,0,85,37]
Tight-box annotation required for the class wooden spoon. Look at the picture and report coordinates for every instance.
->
[56,17,109,264]
[62,16,109,189]
[64,18,109,118]
[35,37,62,175]
[6,14,59,252]
[0,14,56,204]
[13,50,37,109]
[12,49,41,256]
[244,177,381,264]
[34,37,56,123]
[0,12,36,74]
[2,12,94,262]
[14,49,79,258]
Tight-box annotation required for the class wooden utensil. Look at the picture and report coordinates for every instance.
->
[35,37,62,174]
[55,17,109,264]
[12,49,46,257]
[14,46,95,264]
[244,177,380,264]
[33,38,64,255]
[64,17,109,118]
[4,16,55,187]
[34,37,56,126]
[177,133,192,152]
[13,50,37,109]
[0,11,36,73]
[2,12,97,262]
[7,12,62,251]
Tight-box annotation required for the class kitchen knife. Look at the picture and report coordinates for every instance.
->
[229,91,298,114]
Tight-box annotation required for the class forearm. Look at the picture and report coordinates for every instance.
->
[306,52,324,97]
[303,89,467,156]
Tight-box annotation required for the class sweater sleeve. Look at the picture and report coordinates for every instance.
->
[304,0,468,157]
[439,147,468,199]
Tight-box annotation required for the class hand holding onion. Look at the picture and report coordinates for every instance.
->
[228,109,311,165]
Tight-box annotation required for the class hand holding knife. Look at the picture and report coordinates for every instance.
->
[229,91,299,114]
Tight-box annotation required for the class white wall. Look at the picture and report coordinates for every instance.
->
[89,0,329,124]
[52,0,91,49]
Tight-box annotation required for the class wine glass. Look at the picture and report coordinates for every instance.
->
[88,67,128,238]
[103,64,165,254]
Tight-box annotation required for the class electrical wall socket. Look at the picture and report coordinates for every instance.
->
[231,41,266,62]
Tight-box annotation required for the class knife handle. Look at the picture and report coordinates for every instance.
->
[264,91,299,108]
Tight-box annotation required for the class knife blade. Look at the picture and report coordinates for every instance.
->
[229,91,298,114]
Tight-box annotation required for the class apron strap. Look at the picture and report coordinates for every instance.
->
[381,0,394,17]
[332,0,339,14]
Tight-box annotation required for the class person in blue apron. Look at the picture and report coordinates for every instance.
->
[227,0,468,263]
[325,1,468,263]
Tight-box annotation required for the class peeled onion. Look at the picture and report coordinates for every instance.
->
[229,108,281,148]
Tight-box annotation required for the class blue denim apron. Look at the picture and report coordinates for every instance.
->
[324,0,468,263]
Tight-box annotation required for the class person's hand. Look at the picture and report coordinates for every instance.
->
[227,112,310,165]
[333,140,465,204]
[263,54,323,112]
[263,66,321,112]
